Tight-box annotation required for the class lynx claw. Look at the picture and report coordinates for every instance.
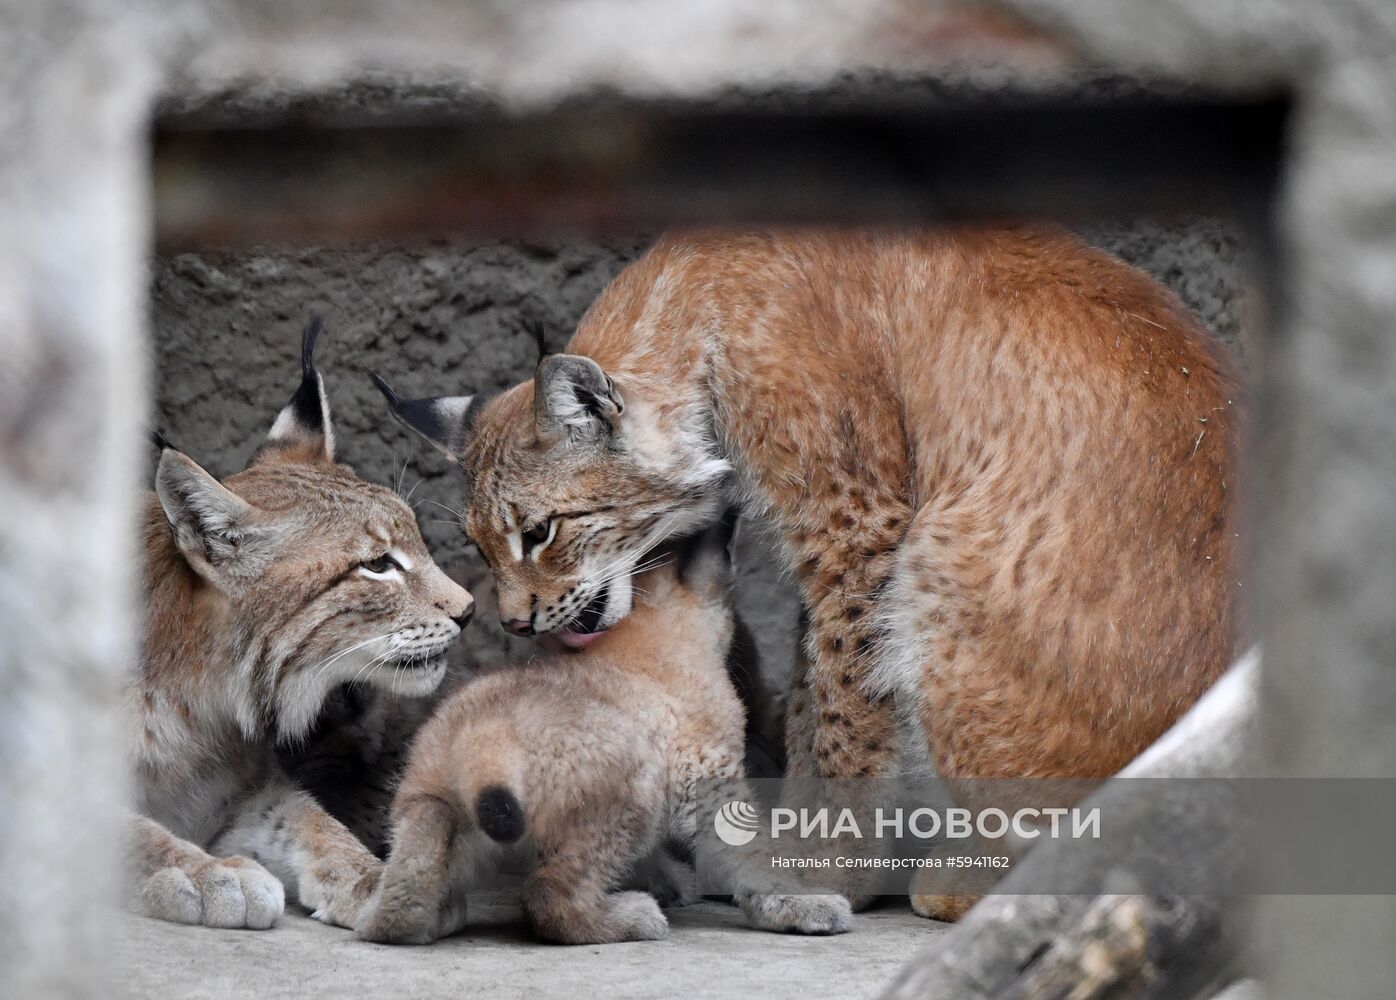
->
[298,861,381,930]
[355,895,439,946]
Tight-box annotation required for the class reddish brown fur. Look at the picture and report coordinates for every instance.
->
[564,227,1239,778]
[407,227,1241,915]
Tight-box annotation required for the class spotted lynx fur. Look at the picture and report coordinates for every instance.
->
[376,228,1241,919]
[129,320,473,930]
[355,518,851,945]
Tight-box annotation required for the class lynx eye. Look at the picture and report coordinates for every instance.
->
[521,518,557,556]
[359,553,403,577]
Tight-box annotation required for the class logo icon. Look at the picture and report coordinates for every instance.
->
[714,800,761,847]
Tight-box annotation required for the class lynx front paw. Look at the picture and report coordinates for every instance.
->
[300,856,382,929]
[739,892,853,935]
[139,856,284,930]
[354,890,441,946]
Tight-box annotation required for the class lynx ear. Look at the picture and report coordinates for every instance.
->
[155,449,267,585]
[371,373,476,464]
[263,315,335,464]
[676,509,738,589]
[534,354,624,445]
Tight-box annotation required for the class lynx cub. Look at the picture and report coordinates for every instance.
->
[129,320,473,930]
[355,518,851,945]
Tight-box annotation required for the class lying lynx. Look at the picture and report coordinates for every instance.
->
[375,228,1241,919]
[129,319,474,930]
[355,518,851,945]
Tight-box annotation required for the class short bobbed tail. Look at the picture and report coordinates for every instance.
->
[476,785,526,843]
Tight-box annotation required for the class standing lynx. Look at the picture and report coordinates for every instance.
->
[375,228,1241,916]
[130,320,474,929]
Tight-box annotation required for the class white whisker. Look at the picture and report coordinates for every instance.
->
[419,498,465,521]
[349,647,395,687]
[306,632,395,681]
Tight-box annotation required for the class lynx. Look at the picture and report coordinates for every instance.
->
[375,228,1241,919]
[354,518,851,945]
[130,319,474,930]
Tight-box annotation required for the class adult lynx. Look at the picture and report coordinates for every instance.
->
[376,228,1241,916]
[130,320,473,929]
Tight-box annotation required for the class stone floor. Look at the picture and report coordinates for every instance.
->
[118,895,946,999]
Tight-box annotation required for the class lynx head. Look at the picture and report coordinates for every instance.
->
[151,318,473,738]
[373,348,728,649]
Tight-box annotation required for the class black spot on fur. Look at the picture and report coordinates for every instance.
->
[476,786,525,844]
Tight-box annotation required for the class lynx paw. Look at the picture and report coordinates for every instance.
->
[605,891,669,942]
[355,888,439,945]
[740,893,853,935]
[910,892,979,923]
[140,857,284,929]
[301,857,382,929]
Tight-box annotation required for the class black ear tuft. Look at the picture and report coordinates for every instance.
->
[371,372,477,464]
[260,315,335,463]
[149,429,176,452]
[301,315,323,377]
[290,315,326,433]
[370,371,402,408]
[526,319,550,363]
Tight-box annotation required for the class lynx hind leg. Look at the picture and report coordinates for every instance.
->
[356,795,460,945]
[523,804,668,944]
[129,816,284,930]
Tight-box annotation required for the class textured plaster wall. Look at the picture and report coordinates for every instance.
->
[150,217,1250,746]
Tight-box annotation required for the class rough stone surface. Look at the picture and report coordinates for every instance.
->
[149,217,1249,750]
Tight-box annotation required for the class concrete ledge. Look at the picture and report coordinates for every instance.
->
[118,897,945,999]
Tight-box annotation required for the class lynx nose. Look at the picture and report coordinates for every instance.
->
[450,606,474,629]
[502,618,534,637]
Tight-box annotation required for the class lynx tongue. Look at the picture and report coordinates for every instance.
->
[556,588,611,650]
[556,628,607,650]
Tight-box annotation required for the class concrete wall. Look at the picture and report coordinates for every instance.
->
[150,217,1250,748]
